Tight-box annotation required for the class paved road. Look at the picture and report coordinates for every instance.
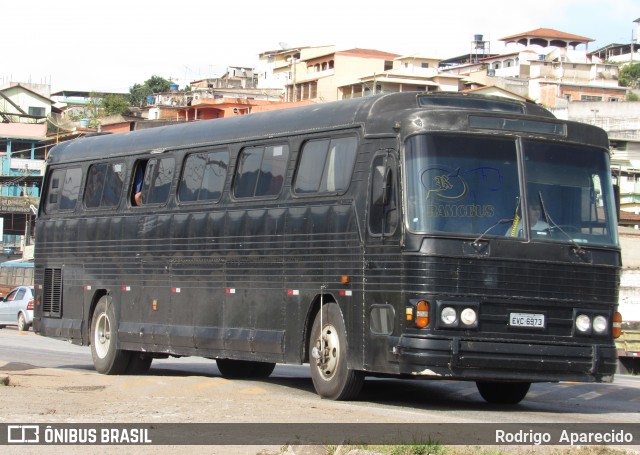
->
[1,327,639,423]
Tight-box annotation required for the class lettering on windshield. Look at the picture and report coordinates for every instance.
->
[421,166,498,218]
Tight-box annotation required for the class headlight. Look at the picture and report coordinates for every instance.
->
[440,306,457,325]
[575,314,591,333]
[592,315,608,334]
[460,308,477,326]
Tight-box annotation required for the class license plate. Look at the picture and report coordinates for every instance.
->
[509,312,545,328]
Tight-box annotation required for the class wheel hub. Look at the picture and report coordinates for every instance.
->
[315,324,340,380]
[94,313,111,359]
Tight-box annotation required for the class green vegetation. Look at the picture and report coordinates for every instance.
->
[128,75,173,107]
[626,91,640,102]
[618,62,640,88]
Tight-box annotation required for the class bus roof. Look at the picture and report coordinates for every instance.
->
[46,92,580,165]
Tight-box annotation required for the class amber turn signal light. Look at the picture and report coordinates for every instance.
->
[613,311,622,339]
[415,300,430,328]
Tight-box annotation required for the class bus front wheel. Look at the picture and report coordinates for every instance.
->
[90,296,131,374]
[476,381,531,404]
[309,302,364,400]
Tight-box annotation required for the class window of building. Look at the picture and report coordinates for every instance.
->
[28,106,45,117]
[294,136,358,195]
[580,95,603,102]
[178,150,229,203]
[421,62,430,69]
[234,144,289,198]
[384,60,393,71]
[45,167,83,213]
[85,162,126,208]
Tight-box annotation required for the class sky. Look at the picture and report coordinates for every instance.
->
[2,0,639,94]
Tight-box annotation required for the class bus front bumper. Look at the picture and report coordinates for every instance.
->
[390,335,617,383]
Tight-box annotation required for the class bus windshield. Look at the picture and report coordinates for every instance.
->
[405,134,618,246]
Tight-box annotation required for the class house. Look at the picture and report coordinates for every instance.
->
[0,82,49,246]
[590,17,640,64]
[337,54,467,98]
[257,45,336,93]
[51,89,129,120]
[283,48,401,102]
[446,28,624,108]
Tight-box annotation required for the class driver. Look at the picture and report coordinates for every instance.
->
[507,203,549,236]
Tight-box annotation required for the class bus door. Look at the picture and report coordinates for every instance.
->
[364,150,400,369]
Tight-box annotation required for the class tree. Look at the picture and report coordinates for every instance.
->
[128,75,172,107]
[619,63,640,88]
[128,83,151,108]
[145,75,172,93]
[103,94,130,116]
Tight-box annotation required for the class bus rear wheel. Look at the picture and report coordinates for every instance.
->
[216,359,276,378]
[309,302,364,400]
[90,296,131,374]
[476,381,531,404]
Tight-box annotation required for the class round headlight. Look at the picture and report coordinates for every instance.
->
[575,314,591,333]
[440,306,457,325]
[460,308,477,326]
[593,315,608,334]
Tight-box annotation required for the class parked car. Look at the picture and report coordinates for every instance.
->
[0,286,34,331]
[2,246,17,256]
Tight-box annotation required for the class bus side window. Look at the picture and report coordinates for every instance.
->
[146,157,175,204]
[133,158,175,206]
[294,136,357,195]
[234,144,289,199]
[85,164,106,208]
[178,150,229,203]
[45,167,83,213]
[131,160,148,206]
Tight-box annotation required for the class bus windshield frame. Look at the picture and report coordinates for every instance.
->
[404,133,618,247]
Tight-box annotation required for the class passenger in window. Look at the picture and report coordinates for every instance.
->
[132,161,147,206]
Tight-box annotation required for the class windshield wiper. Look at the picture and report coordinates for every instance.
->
[471,197,520,250]
[471,217,515,250]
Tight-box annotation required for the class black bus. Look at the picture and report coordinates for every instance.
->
[34,92,622,403]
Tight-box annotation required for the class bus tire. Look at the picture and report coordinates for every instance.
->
[309,302,364,400]
[126,352,153,374]
[90,296,131,374]
[216,359,276,378]
[476,381,530,404]
[17,312,29,332]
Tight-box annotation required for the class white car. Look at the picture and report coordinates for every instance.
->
[0,286,34,331]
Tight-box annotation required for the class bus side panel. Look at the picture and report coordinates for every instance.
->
[168,211,225,352]
[245,208,286,358]
[282,203,365,366]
